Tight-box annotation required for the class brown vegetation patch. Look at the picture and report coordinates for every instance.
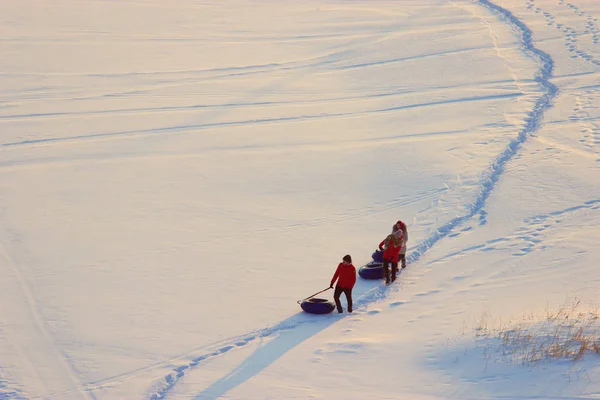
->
[474,299,600,366]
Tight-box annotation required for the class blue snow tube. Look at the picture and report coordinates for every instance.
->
[300,298,335,314]
[358,261,385,280]
[372,250,384,263]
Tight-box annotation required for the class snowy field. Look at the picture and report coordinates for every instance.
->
[1,0,599,399]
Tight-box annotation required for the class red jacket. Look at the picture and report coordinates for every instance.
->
[379,234,402,263]
[331,262,356,289]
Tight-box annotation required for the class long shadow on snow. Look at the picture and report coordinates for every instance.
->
[192,318,337,400]
[189,276,393,400]
[148,277,389,400]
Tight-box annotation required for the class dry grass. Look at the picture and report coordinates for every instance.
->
[474,299,600,366]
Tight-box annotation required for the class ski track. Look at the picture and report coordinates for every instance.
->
[0,129,472,174]
[0,75,522,123]
[0,46,483,112]
[144,0,559,399]
[0,92,523,149]
[0,241,94,400]
[0,29,392,107]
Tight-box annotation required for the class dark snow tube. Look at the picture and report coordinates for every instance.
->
[300,298,335,314]
[358,261,385,280]
[371,250,384,263]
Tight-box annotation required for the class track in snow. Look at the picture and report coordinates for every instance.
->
[147,0,558,399]
[527,0,600,67]
[0,377,27,400]
[0,240,94,400]
[408,0,558,261]
[1,92,522,149]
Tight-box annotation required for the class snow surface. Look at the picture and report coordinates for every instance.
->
[1,0,599,399]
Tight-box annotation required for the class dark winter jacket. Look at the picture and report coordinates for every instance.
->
[331,262,357,289]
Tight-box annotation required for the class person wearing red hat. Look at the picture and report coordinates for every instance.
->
[392,220,408,269]
[330,255,356,313]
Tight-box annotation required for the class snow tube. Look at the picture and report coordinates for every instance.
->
[300,298,335,314]
[371,250,384,263]
[358,261,385,280]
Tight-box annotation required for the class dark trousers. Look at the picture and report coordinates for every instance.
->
[383,259,398,283]
[399,254,406,268]
[334,285,353,313]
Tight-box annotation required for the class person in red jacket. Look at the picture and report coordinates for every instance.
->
[379,230,403,284]
[330,254,357,313]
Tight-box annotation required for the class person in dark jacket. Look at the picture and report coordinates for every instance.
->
[392,220,408,268]
[379,230,403,283]
[330,254,357,313]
